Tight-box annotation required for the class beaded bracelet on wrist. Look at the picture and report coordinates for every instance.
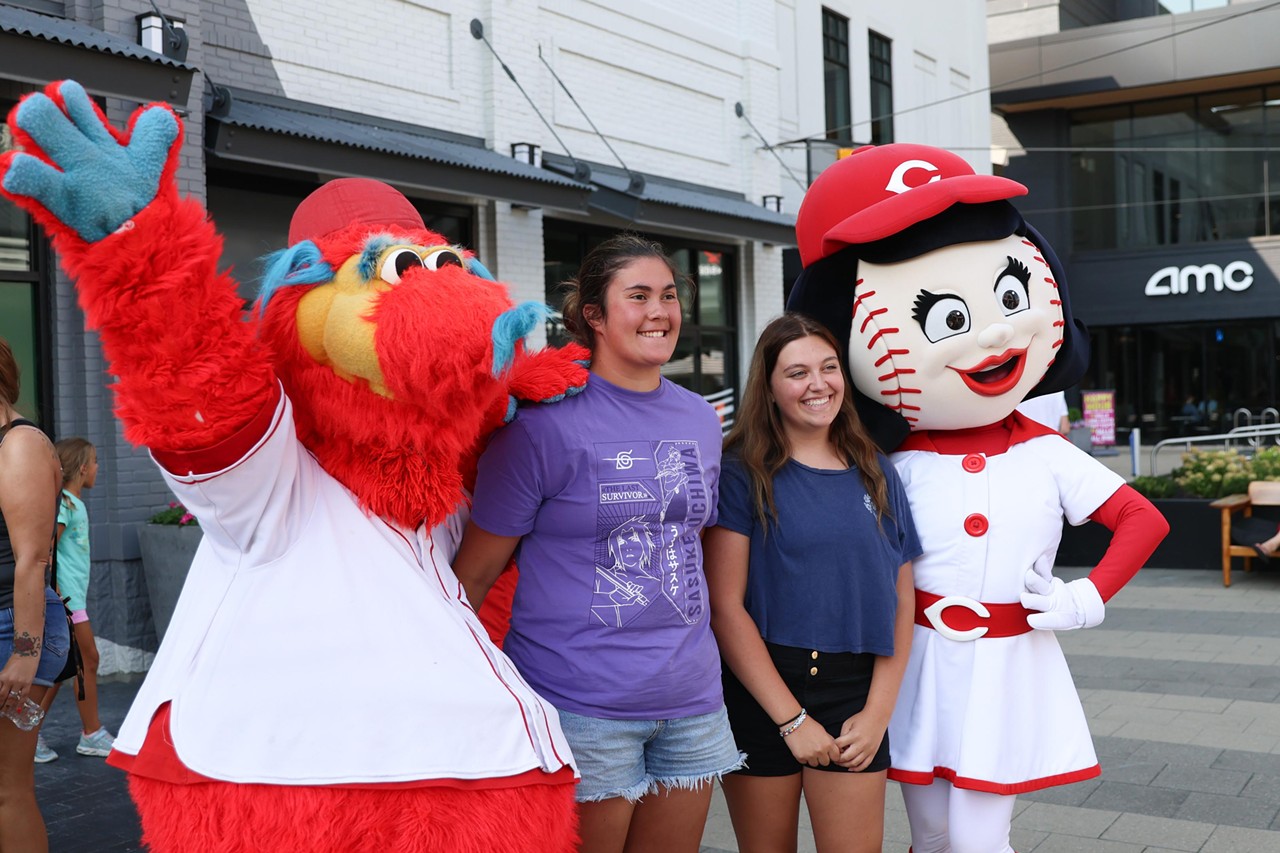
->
[779,708,807,737]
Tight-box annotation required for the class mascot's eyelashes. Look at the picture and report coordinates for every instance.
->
[995,256,1032,316]
[912,289,971,343]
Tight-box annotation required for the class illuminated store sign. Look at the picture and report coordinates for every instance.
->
[1144,261,1254,297]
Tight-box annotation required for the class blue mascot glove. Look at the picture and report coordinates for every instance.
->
[2,81,178,242]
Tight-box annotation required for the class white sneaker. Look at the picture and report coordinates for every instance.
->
[76,727,115,757]
[34,734,58,763]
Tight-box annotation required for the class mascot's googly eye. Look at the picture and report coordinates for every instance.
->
[995,257,1032,317]
[424,247,466,271]
[380,249,424,284]
[913,290,971,343]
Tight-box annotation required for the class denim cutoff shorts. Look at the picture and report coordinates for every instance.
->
[0,586,70,687]
[557,705,745,803]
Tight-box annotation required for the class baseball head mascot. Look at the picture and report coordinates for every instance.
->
[788,144,1169,852]
[1,81,586,853]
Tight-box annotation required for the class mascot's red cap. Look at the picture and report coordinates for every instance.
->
[288,178,425,245]
[797,143,1028,266]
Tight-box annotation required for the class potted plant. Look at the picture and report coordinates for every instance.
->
[137,502,202,643]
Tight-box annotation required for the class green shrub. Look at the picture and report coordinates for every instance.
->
[148,501,198,527]
[1250,446,1280,481]
[1173,448,1252,499]
[1129,475,1180,499]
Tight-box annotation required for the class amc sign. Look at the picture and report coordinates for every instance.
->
[1145,261,1253,296]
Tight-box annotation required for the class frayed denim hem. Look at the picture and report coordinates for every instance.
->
[575,751,749,804]
[576,778,654,805]
[647,750,748,796]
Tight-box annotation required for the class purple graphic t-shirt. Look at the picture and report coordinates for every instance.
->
[471,374,724,719]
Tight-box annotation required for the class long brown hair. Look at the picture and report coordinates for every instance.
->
[724,312,890,527]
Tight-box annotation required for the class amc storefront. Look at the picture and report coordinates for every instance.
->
[1070,241,1280,442]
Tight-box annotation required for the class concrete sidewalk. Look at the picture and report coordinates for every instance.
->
[31,564,1280,852]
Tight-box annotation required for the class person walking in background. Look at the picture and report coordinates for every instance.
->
[453,233,742,853]
[704,314,918,853]
[0,336,69,853]
[1016,390,1070,435]
[33,438,114,763]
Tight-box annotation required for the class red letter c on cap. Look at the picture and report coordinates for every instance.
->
[885,159,941,195]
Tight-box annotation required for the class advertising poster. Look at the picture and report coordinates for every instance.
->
[1081,390,1117,448]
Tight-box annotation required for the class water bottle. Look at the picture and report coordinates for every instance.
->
[1,694,46,731]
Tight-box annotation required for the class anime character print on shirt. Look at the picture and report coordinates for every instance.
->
[593,439,709,627]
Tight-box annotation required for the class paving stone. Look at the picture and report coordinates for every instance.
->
[1013,802,1120,838]
[1082,781,1190,819]
[1212,749,1280,775]
[1200,824,1280,851]
[1239,773,1280,803]
[1099,812,1214,851]
[1131,742,1224,768]
[1150,765,1250,796]
[1100,761,1165,786]
[1026,835,1145,852]
[1022,778,1103,807]
[1174,791,1280,829]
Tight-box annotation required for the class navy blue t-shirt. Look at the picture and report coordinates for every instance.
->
[715,453,921,655]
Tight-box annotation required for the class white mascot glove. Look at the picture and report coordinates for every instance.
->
[1020,563,1105,631]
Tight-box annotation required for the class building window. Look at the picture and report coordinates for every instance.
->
[542,221,739,420]
[0,120,52,426]
[822,9,851,143]
[868,31,894,145]
[1069,87,1279,250]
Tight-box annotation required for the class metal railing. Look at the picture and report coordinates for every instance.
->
[1149,422,1280,475]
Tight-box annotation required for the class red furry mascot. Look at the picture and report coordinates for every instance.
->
[1,80,585,852]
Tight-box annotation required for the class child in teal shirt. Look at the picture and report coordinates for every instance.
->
[34,438,115,762]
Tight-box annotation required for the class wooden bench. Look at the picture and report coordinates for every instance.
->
[1210,481,1280,587]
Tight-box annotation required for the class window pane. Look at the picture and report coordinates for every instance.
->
[823,9,851,142]
[1070,106,1129,250]
[698,331,728,396]
[0,127,31,272]
[662,329,696,391]
[0,282,40,422]
[697,251,727,326]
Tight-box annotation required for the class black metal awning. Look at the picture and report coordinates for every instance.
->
[543,154,795,245]
[205,93,595,213]
[0,6,193,106]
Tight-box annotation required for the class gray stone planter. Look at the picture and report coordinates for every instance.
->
[1068,425,1093,453]
[137,524,202,644]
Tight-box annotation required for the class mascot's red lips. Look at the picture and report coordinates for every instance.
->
[950,348,1027,396]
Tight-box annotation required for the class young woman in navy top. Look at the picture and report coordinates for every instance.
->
[705,313,920,853]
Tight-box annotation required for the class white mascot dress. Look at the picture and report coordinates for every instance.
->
[788,144,1170,853]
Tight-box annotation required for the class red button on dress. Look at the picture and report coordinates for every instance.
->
[964,513,989,536]
[962,454,985,473]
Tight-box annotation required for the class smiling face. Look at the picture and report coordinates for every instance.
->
[770,335,845,439]
[848,233,1064,430]
[586,256,682,389]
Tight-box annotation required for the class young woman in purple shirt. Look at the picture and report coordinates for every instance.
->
[705,313,919,853]
[454,234,741,853]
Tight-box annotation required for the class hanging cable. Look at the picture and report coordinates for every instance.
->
[470,19,591,182]
[734,102,808,194]
[537,45,644,194]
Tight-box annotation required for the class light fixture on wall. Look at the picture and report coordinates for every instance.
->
[762,195,783,214]
[511,142,543,168]
[137,10,188,61]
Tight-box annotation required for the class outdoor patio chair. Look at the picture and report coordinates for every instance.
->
[1211,480,1280,587]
